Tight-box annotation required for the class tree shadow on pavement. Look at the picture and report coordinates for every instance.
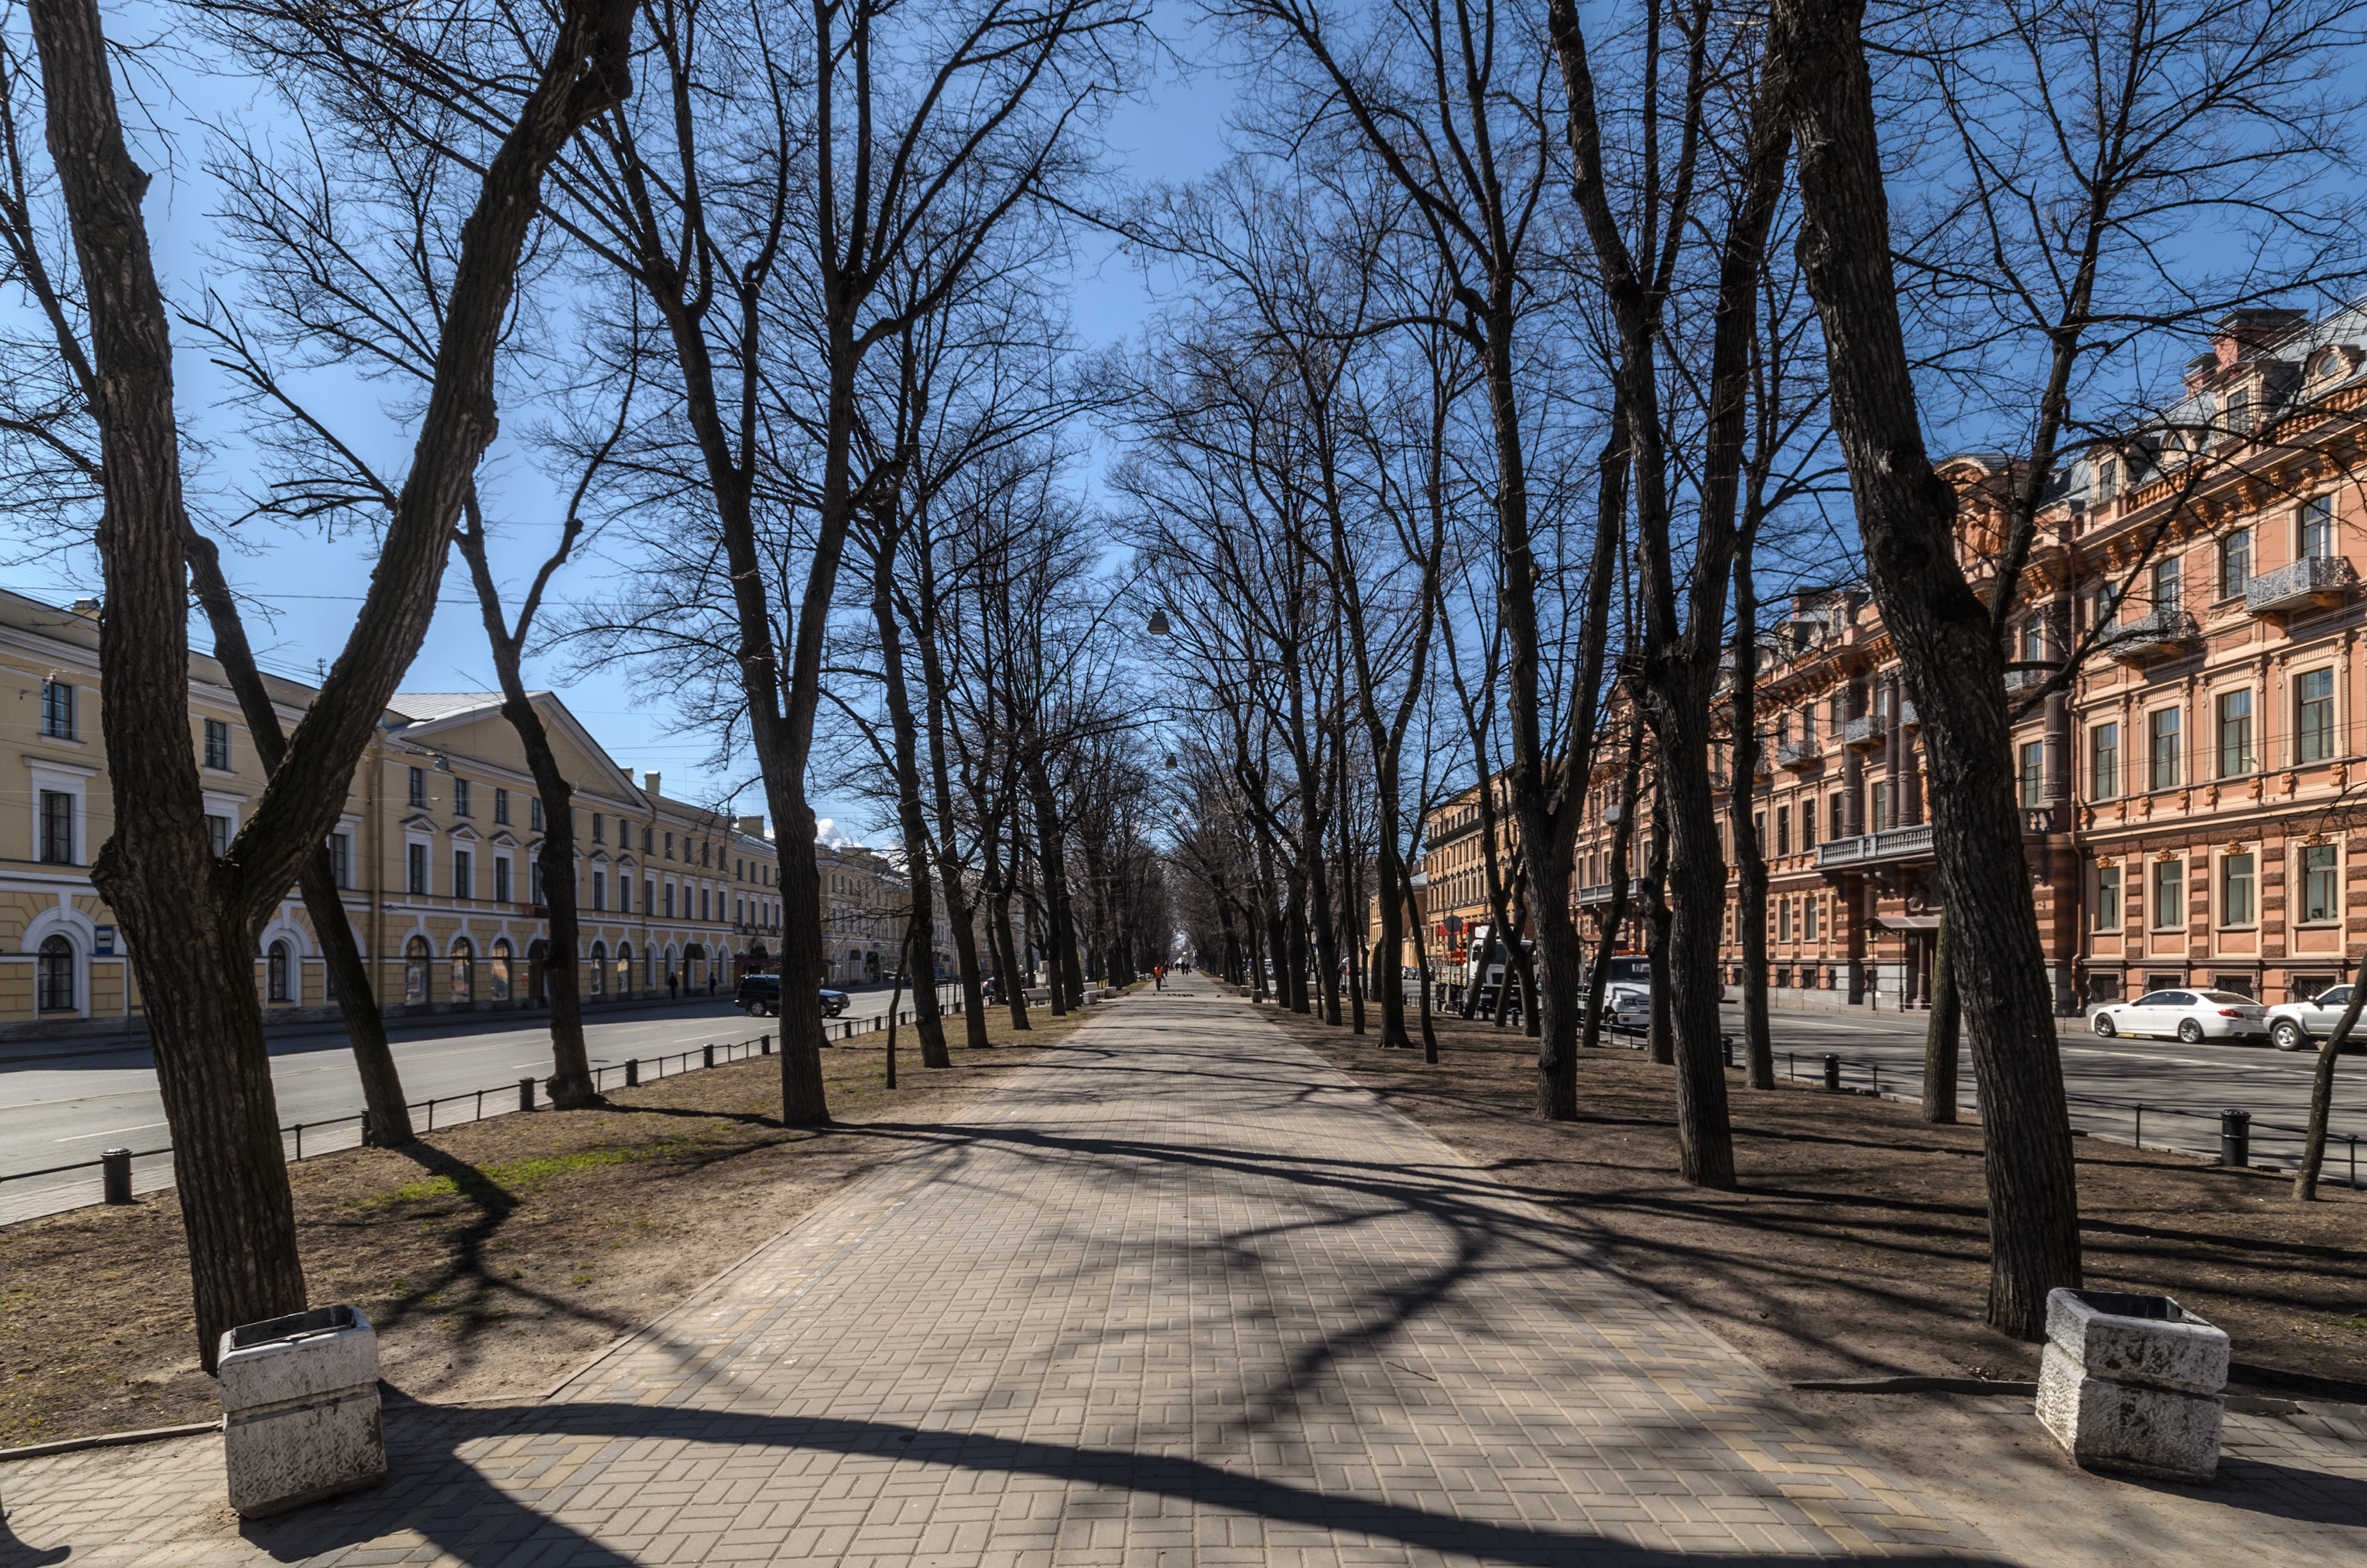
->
[224,1400,1985,1568]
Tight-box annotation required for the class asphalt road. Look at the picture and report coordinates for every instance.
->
[1395,985,2367,1182]
[0,981,964,1225]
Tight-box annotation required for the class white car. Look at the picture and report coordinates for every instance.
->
[2264,985,2367,1053]
[2089,988,2268,1043]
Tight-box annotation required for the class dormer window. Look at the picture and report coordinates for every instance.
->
[2096,458,2118,502]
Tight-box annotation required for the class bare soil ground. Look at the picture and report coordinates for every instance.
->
[1271,1005,2367,1402]
[0,1001,1092,1449]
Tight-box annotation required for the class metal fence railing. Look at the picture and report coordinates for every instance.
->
[0,987,977,1228]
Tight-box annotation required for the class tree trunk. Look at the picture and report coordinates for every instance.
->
[1772,0,2081,1336]
[1642,793,1674,1066]
[185,537,415,1145]
[30,0,633,1370]
[1580,725,1647,1056]
[1924,919,1960,1122]
[869,528,950,1066]
[1730,535,1776,1090]
[2293,980,2364,1201]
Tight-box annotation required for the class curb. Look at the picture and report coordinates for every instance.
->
[0,1418,219,1463]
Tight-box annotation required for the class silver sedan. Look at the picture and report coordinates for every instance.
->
[2089,988,2268,1043]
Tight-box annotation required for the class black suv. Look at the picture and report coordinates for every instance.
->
[734,974,848,1018]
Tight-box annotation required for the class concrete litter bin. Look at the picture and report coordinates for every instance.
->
[218,1304,387,1517]
[2037,1287,2228,1483]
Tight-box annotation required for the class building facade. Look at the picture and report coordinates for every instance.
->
[1420,303,2367,1014]
[0,590,786,1039]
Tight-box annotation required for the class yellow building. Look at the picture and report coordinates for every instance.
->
[0,590,782,1040]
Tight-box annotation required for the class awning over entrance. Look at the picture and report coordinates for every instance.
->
[1872,914,1942,931]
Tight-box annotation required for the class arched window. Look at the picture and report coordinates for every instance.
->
[404,935,431,1006]
[490,938,512,1002]
[589,940,607,995]
[684,941,705,988]
[267,940,292,1004]
[450,937,475,1004]
[616,942,633,995]
[36,934,74,1013]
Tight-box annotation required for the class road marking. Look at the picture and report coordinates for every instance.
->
[55,1119,168,1142]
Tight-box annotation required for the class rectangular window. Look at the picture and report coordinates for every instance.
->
[453,779,472,817]
[1829,794,1846,841]
[329,832,351,889]
[2301,495,2334,560]
[1804,898,1821,941]
[532,860,545,905]
[665,882,676,918]
[406,766,425,809]
[2216,689,2252,777]
[644,878,654,915]
[530,798,544,832]
[619,875,630,914]
[1778,901,1792,942]
[665,832,675,860]
[2091,723,2120,799]
[203,718,232,771]
[2094,864,2121,930]
[407,842,428,896]
[2222,853,2256,927]
[592,812,605,844]
[495,855,512,905]
[1800,802,1816,851]
[2093,583,2118,631]
[2303,844,2340,923]
[1775,806,1791,856]
[2020,617,2045,662]
[2297,668,2336,763]
[593,871,606,912]
[453,849,472,900]
[36,791,72,864]
[2151,860,2183,931]
[205,813,232,857]
[40,680,73,740]
[2221,528,2252,597]
[701,887,711,921]
[2019,741,2045,807]
[2153,557,2181,614]
[1871,782,1890,833]
[2097,458,2118,501]
[494,787,511,825]
[2148,707,2182,789]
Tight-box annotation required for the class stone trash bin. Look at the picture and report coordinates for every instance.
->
[218,1304,388,1517]
[2037,1288,2229,1483]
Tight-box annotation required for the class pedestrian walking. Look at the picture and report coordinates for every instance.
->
[667,970,679,1001]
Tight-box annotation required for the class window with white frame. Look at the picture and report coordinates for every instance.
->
[407,842,429,896]
[2302,843,2340,924]
[40,680,74,740]
[2151,859,2184,930]
[2221,851,2257,927]
[203,718,232,771]
[38,791,74,864]
[2094,864,2121,930]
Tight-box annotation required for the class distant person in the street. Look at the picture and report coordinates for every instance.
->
[1154,965,1164,992]
[707,972,717,996]
[667,970,679,1001]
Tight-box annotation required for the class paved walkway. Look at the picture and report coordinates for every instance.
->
[10,979,2012,1564]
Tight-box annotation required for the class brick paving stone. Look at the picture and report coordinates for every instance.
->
[10,979,2357,1565]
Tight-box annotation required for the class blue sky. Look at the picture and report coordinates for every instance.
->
[0,5,1237,848]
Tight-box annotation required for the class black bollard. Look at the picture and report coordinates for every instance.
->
[703,1042,715,1069]
[761,1033,772,1056]
[518,1077,535,1113]
[626,1058,640,1088]
[1722,1034,1736,1069]
[2219,1108,2251,1168]
[101,1146,132,1205]
[1821,1053,1842,1092]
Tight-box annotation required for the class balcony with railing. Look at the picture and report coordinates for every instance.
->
[1776,736,1820,771]
[2245,555,2355,617]
[1575,878,1638,906]
[2105,608,2199,664]
[1841,714,1885,750]
[1815,822,1935,868]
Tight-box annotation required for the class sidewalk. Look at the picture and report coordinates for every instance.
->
[3,977,2359,1564]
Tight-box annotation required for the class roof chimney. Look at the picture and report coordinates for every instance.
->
[737,814,765,837]
[642,771,661,798]
[69,598,100,618]
[2212,306,2307,368]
